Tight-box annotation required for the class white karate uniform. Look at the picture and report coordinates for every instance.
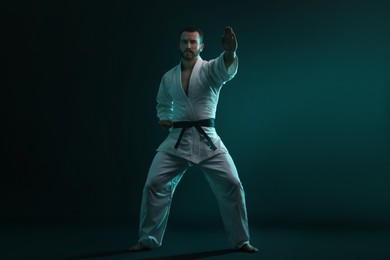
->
[138,52,251,249]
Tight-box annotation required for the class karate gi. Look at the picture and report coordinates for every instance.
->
[138,52,251,249]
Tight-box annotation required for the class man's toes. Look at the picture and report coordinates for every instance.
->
[129,243,150,252]
[240,243,259,253]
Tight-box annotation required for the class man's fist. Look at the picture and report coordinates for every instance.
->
[159,120,172,129]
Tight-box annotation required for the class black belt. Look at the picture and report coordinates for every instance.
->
[172,118,217,150]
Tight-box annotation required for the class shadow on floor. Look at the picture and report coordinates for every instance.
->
[65,249,131,259]
[65,248,253,260]
[139,248,245,260]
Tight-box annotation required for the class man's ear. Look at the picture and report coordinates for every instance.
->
[200,43,205,52]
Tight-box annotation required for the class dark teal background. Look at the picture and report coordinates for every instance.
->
[2,0,389,229]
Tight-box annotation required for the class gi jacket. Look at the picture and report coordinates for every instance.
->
[156,52,238,164]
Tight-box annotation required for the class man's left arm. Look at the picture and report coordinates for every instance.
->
[206,26,238,87]
[221,26,238,69]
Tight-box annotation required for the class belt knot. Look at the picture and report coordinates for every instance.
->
[172,118,216,150]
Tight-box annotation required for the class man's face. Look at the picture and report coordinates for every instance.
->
[179,31,204,61]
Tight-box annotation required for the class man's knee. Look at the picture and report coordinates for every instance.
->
[231,178,243,190]
[222,174,243,192]
[144,178,159,191]
[144,177,170,194]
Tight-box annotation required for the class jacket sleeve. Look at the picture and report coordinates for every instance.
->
[207,52,239,87]
[156,75,173,121]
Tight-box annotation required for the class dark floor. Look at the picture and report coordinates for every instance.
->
[1,222,389,260]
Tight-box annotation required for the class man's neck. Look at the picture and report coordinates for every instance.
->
[181,57,198,70]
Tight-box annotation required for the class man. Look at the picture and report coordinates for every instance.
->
[130,26,258,253]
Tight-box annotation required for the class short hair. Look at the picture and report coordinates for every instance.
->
[179,26,204,43]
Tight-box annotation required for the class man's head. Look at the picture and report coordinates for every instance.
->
[179,27,204,61]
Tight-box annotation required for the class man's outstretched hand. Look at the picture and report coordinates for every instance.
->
[221,26,238,68]
[221,26,238,53]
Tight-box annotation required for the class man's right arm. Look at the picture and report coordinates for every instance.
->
[156,76,173,128]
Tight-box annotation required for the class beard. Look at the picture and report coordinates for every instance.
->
[180,49,200,61]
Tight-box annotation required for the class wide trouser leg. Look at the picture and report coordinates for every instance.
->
[138,152,189,249]
[199,153,251,248]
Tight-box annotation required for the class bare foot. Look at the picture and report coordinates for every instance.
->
[239,243,259,253]
[129,243,150,252]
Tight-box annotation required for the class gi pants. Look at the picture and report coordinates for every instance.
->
[138,151,250,249]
